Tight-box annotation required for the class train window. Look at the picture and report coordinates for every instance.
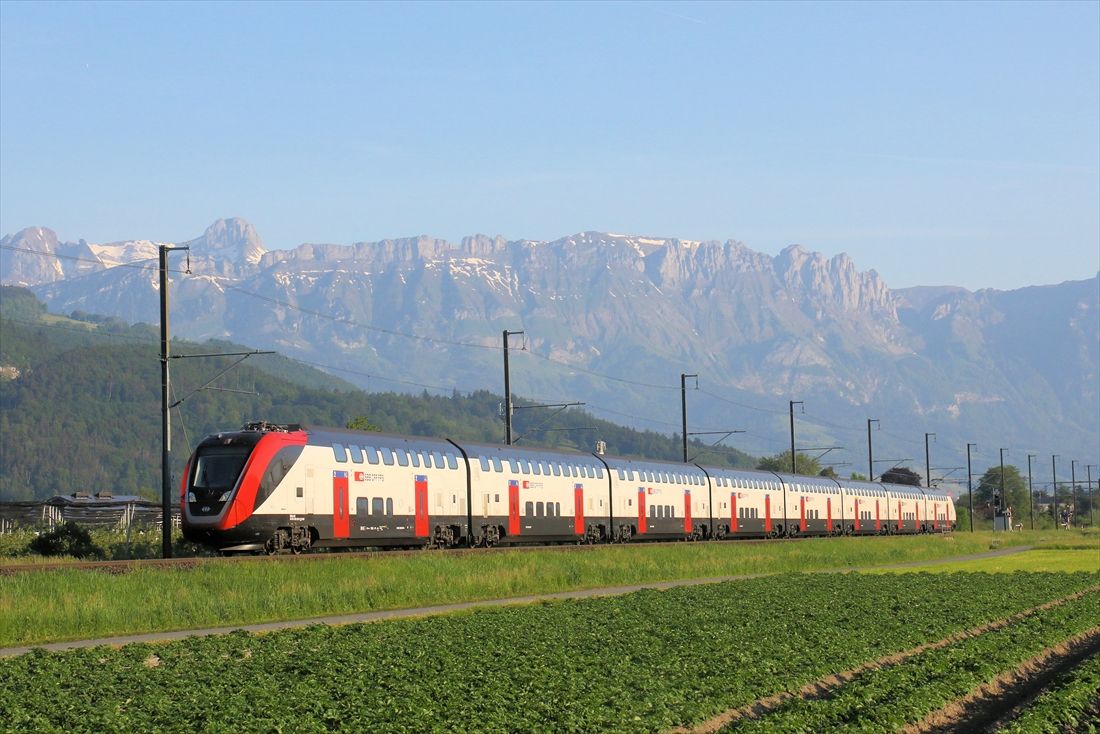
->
[372,497,384,515]
[386,498,393,515]
[479,456,491,472]
[540,461,551,475]
[332,444,349,463]
[417,451,430,468]
[617,469,625,480]
[348,445,364,464]
[532,462,542,476]
[627,498,632,507]
[494,493,500,503]
[381,449,394,466]
[452,495,457,505]
[556,502,563,516]
[552,463,561,477]
[519,459,530,474]
[397,451,410,467]
[536,501,544,517]
[446,454,458,470]
[525,501,533,516]
[648,505,655,517]
[409,451,420,468]
[596,467,605,479]
[508,458,519,473]
[492,457,503,473]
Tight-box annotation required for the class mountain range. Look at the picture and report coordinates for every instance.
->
[2,218,1097,479]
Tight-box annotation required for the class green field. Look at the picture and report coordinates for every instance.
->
[4,532,1087,647]
[1,572,1096,733]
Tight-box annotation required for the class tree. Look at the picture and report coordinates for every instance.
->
[818,466,838,479]
[881,467,923,487]
[346,416,381,432]
[757,451,822,476]
[849,472,868,481]
[974,465,1028,520]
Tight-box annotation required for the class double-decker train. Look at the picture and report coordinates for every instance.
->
[182,422,956,553]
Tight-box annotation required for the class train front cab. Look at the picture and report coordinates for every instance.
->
[182,425,308,552]
[602,457,710,542]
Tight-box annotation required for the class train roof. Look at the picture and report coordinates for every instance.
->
[768,472,844,490]
[697,466,783,483]
[601,455,708,476]
[299,425,458,453]
[456,440,605,466]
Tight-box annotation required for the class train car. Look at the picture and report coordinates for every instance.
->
[763,472,844,536]
[703,467,783,538]
[884,484,926,534]
[458,441,611,546]
[833,477,890,535]
[602,456,711,541]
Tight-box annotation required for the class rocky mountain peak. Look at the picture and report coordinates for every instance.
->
[0,227,63,286]
[183,218,266,265]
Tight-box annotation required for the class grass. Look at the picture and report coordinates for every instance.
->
[872,549,1099,574]
[0,530,1090,647]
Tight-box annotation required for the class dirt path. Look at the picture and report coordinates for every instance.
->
[0,544,1033,658]
[666,584,1098,734]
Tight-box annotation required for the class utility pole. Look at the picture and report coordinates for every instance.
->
[867,419,879,480]
[789,400,803,474]
[159,244,189,559]
[1071,460,1079,528]
[1087,465,1096,529]
[924,433,936,488]
[680,373,697,463]
[966,443,976,532]
[1027,454,1036,531]
[502,330,524,445]
[1052,455,1059,530]
[998,448,1008,531]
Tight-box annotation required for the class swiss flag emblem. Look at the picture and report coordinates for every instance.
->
[354,472,365,482]
[522,481,530,489]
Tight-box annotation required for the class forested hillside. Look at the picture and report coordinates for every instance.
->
[0,288,754,500]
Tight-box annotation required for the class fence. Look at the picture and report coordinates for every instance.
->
[0,497,180,533]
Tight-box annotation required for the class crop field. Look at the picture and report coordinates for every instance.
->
[997,652,1100,733]
[1,571,1097,733]
[0,531,1073,647]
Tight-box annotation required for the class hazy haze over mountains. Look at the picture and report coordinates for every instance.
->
[2,218,1097,478]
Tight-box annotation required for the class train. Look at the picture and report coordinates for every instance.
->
[182,422,956,553]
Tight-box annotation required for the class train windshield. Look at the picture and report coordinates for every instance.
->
[192,446,251,494]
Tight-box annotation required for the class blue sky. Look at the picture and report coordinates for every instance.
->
[1,0,1097,289]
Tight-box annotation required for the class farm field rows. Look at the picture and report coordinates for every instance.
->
[719,591,1099,732]
[1,572,1096,733]
[997,651,1100,733]
[0,531,1082,647]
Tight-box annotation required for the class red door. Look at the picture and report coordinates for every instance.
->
[854,498,861,532]
[897,501,903,532]
[933,503,939,530]
[508,480,520,536]
[414,475,429,537]
[637,488,647,534]
[332,471,350,538]
[826,497,833,533]
[875,499,881,532]
[764,495,772,533]
[799,496,807,532]
[574,484,584,535]
[730,492,738,533]
[683,489,692,534]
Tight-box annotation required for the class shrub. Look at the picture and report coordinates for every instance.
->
[27,522,106,560]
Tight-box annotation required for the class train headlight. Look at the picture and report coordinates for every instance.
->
[219,491,232,502]
[187,492,196,503]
